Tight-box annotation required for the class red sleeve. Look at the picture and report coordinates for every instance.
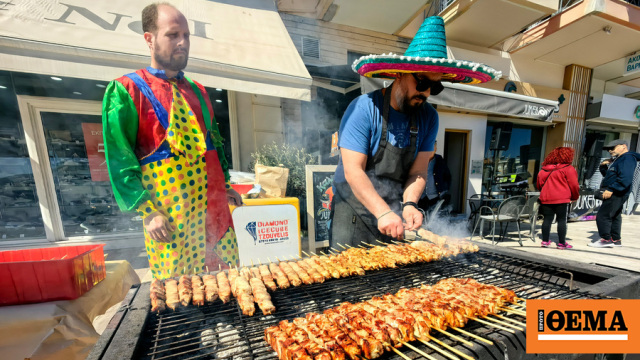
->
[536,171,544,191]
[567,166,580,201]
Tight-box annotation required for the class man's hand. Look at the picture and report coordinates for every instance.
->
[144,212,176,243]
[377,211,404,239]
[603,190,613,200]
[227,188,243,206]
[402,206,423,230]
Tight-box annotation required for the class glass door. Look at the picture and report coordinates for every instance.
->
[18,96,143,241]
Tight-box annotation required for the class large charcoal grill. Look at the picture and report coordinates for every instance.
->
[88,245,640,360]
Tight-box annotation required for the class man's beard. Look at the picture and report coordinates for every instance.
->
[153,47,188,72]
[394,86,426,114]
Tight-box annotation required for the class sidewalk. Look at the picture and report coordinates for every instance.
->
[469,214,640,273]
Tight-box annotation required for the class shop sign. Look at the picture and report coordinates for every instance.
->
[623,52,640,76]
[523,104,552,118]
[81,123,109,182]
[232,203,300,264]
[634,105,640,120]
[569,189,601,221]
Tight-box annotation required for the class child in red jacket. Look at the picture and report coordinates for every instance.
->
[536,147,580,249]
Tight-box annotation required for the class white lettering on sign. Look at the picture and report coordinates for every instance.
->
[524,104,549,118]
[624,52,640,76]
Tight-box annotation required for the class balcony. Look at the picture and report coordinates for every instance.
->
[396,0,559,46]
[508,0,640,69]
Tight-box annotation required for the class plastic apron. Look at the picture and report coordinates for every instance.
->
[125,73,238,279]
[331,87,418,248]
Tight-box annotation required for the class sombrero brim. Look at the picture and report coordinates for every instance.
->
[353,54,501,84]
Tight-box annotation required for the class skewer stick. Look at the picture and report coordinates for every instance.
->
[320,251,328,255]
[275,257,282,262]
[310,252,318,256]
[301,250,311,257]
[337,243,347,249]
[492,314,526,327]
[328,249,337,255]
[484,316,525,331]
[451,327,493,345]
[433,328,474,347]
[330,247,340,253]
[257,258,261,265]
[498,307,526,316]
[219,264,221,271]
[423,335,474,360]
[389,346,412,360]
[345,244,354,248]
[469,316,516,333]
[206,266,209,273]
[400,341,440,360]
[415,339,458,360]
[375,239,387,245]
[267,257,272,264]
[390,240,401,244]
[362,242,374,247]
[515,297,527,302]
[250,259,254,267]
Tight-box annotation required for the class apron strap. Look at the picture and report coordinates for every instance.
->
[379,85,419,153]
[124,72,169,130]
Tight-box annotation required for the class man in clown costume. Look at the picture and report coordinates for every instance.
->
[103,2,241,279]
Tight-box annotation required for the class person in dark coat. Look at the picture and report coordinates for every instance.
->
[536,147,580,249]
[589,139,640,248]
[418,141,451,212]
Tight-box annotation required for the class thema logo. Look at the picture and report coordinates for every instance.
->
[527,300,639,354]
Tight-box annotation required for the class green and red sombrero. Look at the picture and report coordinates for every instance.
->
[352,16,501,84]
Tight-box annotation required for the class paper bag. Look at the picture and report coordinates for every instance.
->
[254,164,289,198]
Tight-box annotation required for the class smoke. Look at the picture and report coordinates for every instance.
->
[422,205,471,239]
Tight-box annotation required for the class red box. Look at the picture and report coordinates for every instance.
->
[231,184,254,195]
[0,244,106,306]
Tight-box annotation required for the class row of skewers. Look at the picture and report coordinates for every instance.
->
[265,278,527,360]
[149,231,479,316]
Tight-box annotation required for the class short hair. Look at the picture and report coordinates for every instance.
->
[542,147,574,166]
[142,2,175,34]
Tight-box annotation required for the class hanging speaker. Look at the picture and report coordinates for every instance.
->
[489,122,512,151]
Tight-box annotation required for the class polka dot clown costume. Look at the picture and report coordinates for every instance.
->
[103,67,238,279]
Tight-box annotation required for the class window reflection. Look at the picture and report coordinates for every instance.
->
[482,122,543,196]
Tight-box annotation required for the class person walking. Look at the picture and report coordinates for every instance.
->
[589,139,640,248]
[536,147,580,249]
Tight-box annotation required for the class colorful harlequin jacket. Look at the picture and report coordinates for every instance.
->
[102,67,230,215]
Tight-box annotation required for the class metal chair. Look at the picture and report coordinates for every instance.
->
[469,195,527,246]
[519,195,540,242]
[467,194,482,230]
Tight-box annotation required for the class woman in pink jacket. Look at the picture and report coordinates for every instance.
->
[536,147,580,249]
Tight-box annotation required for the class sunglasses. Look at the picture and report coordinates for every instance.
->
[412,73,444,95]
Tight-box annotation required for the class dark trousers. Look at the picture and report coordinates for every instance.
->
[539,203,569,244]
[596,193,628,241]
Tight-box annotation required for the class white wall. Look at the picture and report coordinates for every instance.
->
[436,112,488,214]
[235,93,284,171]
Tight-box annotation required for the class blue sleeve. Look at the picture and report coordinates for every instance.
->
[338,97,372,155]
[419,105,439,152]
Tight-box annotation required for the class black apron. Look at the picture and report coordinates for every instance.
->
[331,87,418,248]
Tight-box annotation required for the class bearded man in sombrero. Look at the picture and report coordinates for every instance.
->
[330,16,501,248]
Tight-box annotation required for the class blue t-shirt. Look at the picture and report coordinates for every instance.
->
[334,90,439,184]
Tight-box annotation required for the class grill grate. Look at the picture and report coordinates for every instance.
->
[138,250,607,360]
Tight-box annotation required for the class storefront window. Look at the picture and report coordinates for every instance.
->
[0,71,46,240]
[482,122,544,196]
[205,87,233,167]
[580,130,618,190]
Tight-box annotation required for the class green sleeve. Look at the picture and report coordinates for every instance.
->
[209,117,231,184]
[102,80,158,214]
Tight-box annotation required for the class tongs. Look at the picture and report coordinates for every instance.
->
[403,229,436,244]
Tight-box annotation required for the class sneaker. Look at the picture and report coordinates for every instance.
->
[541,241,550,248]
[557,243,573,250]
[588,239,614,248]
[612,239,622,247]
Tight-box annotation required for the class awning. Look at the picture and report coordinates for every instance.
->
[0,0,311,100]
[586,94,640,129]
[361,77,559,121]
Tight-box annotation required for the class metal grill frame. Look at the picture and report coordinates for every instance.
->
[88,245,640,360]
